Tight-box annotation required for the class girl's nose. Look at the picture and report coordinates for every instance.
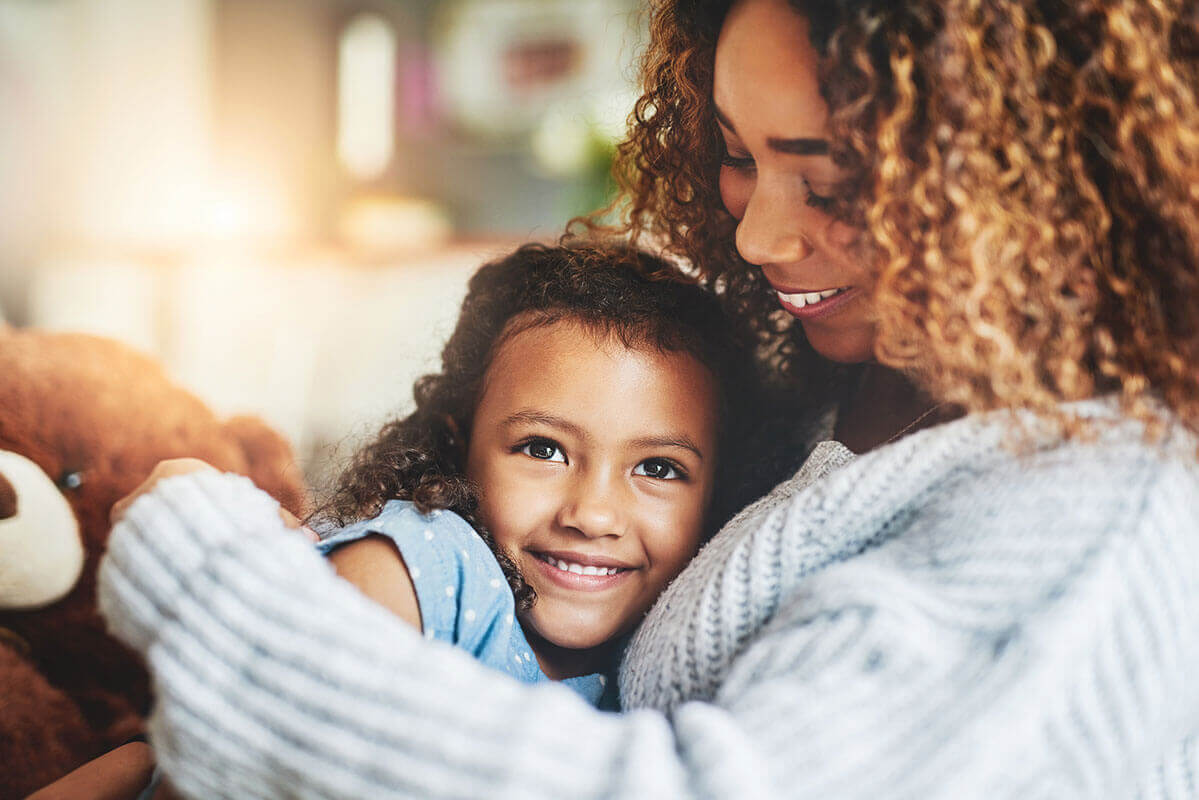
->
[735,179,813,267]
[556,474,627,539]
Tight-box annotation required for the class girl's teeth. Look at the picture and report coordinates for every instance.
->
[777,287,847,308]
[544,556,619,576]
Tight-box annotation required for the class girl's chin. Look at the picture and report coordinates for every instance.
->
[524,612,625,654]
[529,626,615,653]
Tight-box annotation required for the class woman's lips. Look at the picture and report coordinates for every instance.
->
[773,286,859,320]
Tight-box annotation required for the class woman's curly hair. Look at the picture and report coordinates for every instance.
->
[315,242,796,611]
[615,0,1199,435]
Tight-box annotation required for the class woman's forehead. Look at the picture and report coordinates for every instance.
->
[713,0,828,138]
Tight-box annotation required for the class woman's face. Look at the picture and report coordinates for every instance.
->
[714,0,876,363]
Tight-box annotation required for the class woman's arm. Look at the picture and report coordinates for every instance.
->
[113,459,421,629]
[98,462,1199,799]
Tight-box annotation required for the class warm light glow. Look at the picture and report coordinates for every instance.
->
[199,171,294,243]
[337,13,397,180]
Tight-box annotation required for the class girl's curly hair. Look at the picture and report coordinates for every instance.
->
[315,242,796,611]
[615,0,1199,436]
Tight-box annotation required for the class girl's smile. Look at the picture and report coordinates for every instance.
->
[465,316,719,679]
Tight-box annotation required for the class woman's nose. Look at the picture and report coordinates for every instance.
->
[556,474,627,539]
[735,179,813,267]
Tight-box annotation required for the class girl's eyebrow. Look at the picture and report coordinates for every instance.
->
[714,105,830,156]
[502,410,586,440]
[629,435,705,461]
[503,410,704,460]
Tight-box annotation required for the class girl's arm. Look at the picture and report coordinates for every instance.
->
[325,536,422,630]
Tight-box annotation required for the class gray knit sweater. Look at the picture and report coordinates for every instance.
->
[97,399,1199,799]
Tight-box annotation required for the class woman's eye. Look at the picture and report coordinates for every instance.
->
[520,440,566,463]
[803,179,835,211]
[633,459,683,481]
[720,150,755,171]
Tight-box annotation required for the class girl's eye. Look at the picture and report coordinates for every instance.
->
[519,439,566,463]
[633,459,685,481]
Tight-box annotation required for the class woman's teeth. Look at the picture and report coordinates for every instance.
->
[537,554,622,576]
[777,287,847,308]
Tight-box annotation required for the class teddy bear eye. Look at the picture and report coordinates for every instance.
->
[57,470,84,491]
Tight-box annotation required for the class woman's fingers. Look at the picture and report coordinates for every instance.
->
[110,458,218,525]
[278,505,319,542]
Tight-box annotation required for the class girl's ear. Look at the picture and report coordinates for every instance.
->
[444,415,465,454]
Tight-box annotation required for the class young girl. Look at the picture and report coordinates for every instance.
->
[113,242,781,720]
[307,241,768,707]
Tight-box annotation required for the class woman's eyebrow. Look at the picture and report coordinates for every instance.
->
[714,105,829,156]
[766,137,829,156]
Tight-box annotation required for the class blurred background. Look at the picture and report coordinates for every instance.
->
[0,0,645,484]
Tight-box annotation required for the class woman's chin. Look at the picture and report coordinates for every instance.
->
[801,319,877,364]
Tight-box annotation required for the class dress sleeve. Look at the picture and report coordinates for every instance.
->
[97,467,1199,799]
[317,506,541,681]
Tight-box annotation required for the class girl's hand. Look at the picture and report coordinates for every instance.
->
[109,458,317,541]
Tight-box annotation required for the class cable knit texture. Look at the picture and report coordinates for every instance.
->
[97,399,1199,799]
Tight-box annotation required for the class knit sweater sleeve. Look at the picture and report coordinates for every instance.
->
[98,448,1199,799]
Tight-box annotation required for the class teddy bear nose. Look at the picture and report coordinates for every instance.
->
[0,471,16,520]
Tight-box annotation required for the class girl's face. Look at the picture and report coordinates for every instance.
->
[465,318,718,669]
[714,0,876,363]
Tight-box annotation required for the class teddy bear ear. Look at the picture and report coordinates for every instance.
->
[220,416,310,518]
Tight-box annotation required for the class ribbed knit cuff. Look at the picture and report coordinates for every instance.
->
[98,471,285,653]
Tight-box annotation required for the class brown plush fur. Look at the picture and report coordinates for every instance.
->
[0,327,308,799]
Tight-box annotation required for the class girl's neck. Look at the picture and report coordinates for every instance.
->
[834,364,957,454]
[522,626,621,681]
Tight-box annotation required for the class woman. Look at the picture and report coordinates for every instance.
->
[98,0,1199,797]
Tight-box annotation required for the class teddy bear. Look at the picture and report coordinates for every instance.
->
[0,326,309,799]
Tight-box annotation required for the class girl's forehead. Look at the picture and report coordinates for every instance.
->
[480,317,720,414]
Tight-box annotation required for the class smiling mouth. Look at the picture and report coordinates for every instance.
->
[775,287,849,308]
[533,553,631,577]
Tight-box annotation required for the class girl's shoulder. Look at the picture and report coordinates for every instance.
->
[317,500,480,554]
[318,502,539,675]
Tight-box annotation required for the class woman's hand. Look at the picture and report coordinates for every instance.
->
[25,741,156,800]
[109,458,316,541]
[109,458,216,525]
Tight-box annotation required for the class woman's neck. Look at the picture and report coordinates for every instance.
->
[834,364,956,454]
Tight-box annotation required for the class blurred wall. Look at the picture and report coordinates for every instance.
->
[0,0,644,482]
